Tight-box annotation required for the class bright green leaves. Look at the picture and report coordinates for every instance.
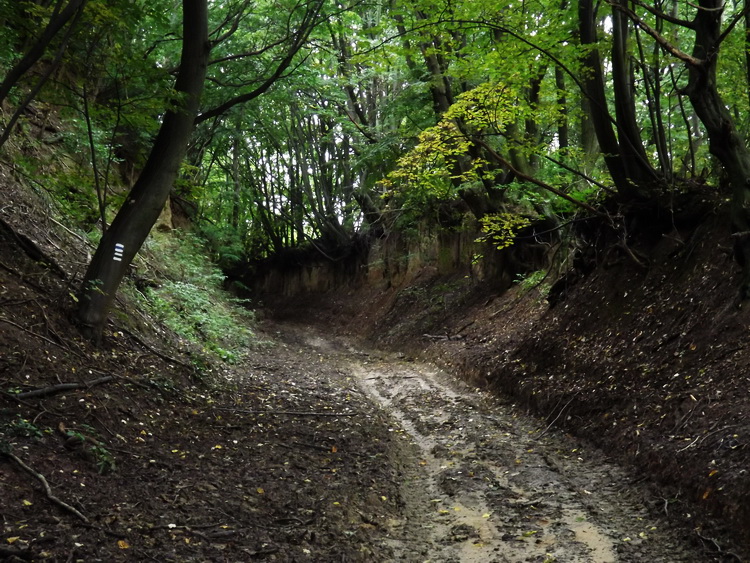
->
[444,81,518,131]
[388,120,482,198]
[476,212,530,250]
[383,81,517,214]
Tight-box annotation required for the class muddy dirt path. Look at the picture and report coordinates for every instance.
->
[289,325,724,562]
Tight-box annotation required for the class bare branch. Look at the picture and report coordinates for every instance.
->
[607,0,702,66]
[627,0,695,28]
[716,4,750,50]
[15,376,115,400]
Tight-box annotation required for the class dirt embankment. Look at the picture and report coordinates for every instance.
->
[264,212,750,555]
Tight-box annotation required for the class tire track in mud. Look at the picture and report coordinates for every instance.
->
[296,330,716,562]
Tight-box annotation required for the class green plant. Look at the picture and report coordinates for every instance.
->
[134,230,257,363]
[6,417,44,439]
[515,270,551,296]
[476,213,532,250]
[90,444,116,475]
[65,426,116,474]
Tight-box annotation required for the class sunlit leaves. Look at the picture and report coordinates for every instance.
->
[476,212,530,250]
[389,120,482,193]
[444,81,518,130]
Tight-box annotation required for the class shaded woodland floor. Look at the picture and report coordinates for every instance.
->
[2,175,750,560]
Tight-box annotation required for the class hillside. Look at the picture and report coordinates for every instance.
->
[0,172,411,561]
[2,184,749,561]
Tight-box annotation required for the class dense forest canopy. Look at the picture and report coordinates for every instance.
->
[1,0,750,335]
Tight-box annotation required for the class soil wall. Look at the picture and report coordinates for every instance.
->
[243,225,497,297]
[243,219,552,300]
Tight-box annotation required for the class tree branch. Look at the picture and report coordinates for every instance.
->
[472,138,608,217]
[196,0,324,124]
[607,0,702,66]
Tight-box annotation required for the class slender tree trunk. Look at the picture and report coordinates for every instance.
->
[579,0,644,199]
[685,0,750,299]
[746,2,750,111]
[75,0,209,340]
[231,133,242,229]
[0,0,87,107]
[555,66,569,150]
[610,0,655,183]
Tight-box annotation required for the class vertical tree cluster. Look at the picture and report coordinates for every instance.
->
[2,0,750,337]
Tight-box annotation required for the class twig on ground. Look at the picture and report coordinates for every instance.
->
[538,392,579,438]
[695,529,742,561]
[1,449,90,523]
[423,333,465,341]
[117,326,191,369]
[0,315,81,357]
[365,375,418,380]
[0,389,38,409]
[48,216,94,249]
[15,376,115,400]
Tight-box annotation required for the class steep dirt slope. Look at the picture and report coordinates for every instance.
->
[265,210,750,556]
[0,176,408,561]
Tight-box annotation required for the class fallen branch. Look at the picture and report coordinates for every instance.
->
[1,449,90,523]
[423,333,465,341]
[16,375,115,400]
[538,392,579,438]
[365,375,418,380]
[0,389,37,408]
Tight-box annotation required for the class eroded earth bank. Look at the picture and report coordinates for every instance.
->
[2,199,749,561]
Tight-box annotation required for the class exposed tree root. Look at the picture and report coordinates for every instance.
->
[1,449,90,523]
[15,376,115,400]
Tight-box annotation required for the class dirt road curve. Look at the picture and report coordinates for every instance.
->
[295,327,727,562]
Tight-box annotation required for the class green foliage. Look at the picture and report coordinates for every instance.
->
[65,425,116,474]
[136,231,256,363]
[476,212,531,250]
[515,270,551,296]
[388,120,484,196]
[5,417,43,439]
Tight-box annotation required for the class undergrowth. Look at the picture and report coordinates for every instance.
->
[129,230,257,364]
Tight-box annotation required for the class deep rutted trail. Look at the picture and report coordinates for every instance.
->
[294,326,720,562]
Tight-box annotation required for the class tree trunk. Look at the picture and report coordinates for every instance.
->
[75,0,209,340]
[0,0,87,107]
[610,0,655,184]
[578,0,641,198]
[685,0,750,299]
